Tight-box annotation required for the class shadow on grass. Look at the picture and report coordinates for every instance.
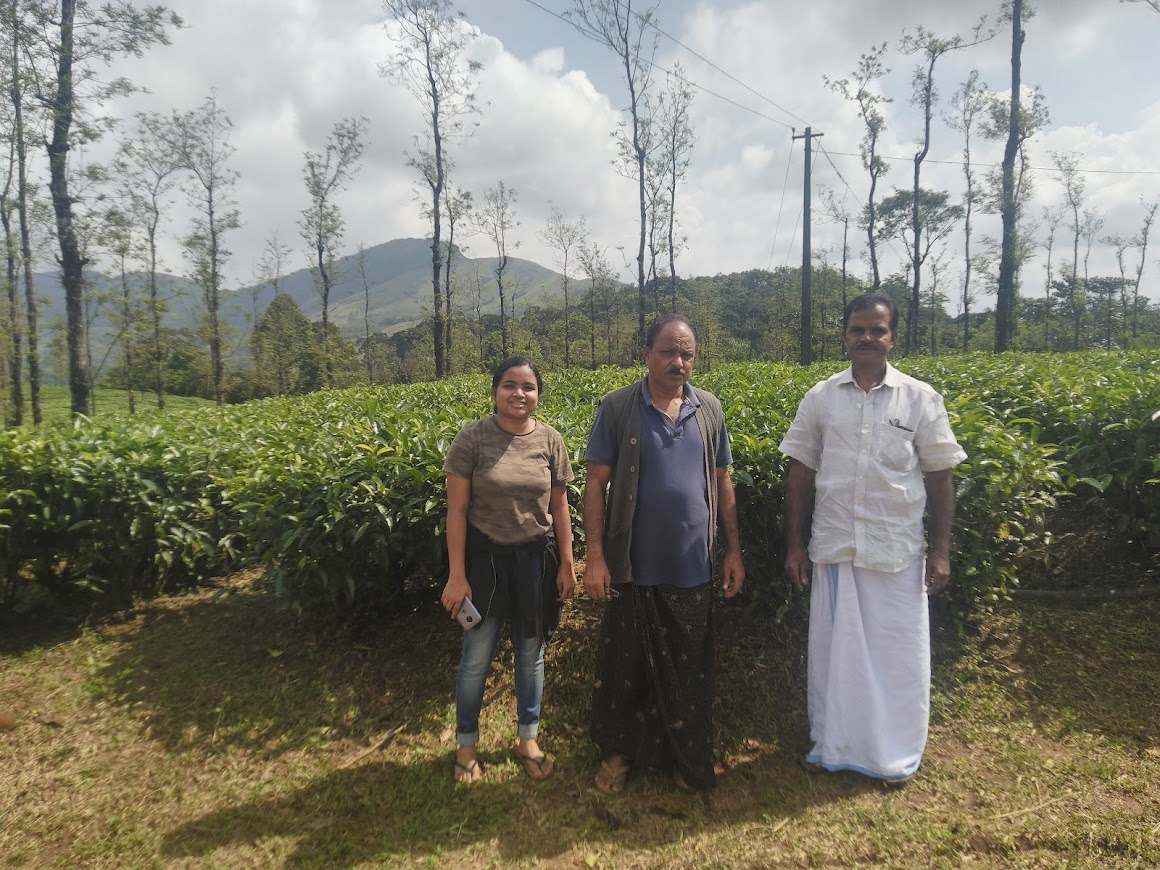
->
[89,585,887,865]
[0,612,85,657]
[1006,598,1160,746]
[90,588,465,756]
[159,739,877,867]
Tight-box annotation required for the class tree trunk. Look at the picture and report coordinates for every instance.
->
[994,0,1024,353]
[47,0,91,415]
[147,219,165,408]
[444,221,454,374]
[315,235,333,388]
[12,8,39,423]
[1,192,21,426]
[430,106,446,378]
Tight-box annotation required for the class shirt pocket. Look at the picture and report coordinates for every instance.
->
[874,421,917,472]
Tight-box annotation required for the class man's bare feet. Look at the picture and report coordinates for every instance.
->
[594,755,630,794]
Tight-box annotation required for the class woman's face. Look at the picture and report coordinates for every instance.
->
[492,365,540,424]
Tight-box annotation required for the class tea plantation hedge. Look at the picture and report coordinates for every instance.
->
[2,352,1157,618]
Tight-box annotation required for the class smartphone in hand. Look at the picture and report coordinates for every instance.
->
[456,597,482,630]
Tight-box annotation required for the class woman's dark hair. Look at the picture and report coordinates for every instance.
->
[644,313,697,348]
[842,294,899,334]
[491,356,543,394]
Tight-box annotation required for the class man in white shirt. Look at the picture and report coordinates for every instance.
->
[779,294,966,785]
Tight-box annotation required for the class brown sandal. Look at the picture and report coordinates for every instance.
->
[514,748,555,782]
[453,752,482,784]
[594,756,630,794]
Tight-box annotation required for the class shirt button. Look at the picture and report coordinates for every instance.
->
[629,465,636,473]
[629,437,638,445]
[628,494,634,502]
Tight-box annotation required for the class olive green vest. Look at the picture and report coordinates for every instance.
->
[596,378,725,585]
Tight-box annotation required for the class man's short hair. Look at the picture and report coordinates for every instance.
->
[842,294,899,334]
[645,313,697,348]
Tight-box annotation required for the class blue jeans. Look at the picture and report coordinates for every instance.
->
[455,611,544,745]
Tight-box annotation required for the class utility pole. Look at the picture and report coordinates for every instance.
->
[793,127,823,365]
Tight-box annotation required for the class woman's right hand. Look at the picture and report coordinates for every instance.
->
[441,574,472,619]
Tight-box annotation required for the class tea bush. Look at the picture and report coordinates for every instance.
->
[4,351,1153,619]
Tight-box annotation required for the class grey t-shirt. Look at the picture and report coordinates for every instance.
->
[444,417,574,545]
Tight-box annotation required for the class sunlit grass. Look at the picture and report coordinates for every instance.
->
[2,582,1157,868]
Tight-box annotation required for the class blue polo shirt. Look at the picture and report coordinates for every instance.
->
[586,381,732,587]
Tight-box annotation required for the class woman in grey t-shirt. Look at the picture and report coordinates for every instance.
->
[440,356,575,783]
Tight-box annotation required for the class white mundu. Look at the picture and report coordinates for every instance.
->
[780,362,965,780]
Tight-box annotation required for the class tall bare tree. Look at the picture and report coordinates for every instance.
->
[656,61,694,309]
[945,69,988,351]
[821,188,853,315]
[381,0,481,379]
[569,0,659,344]
[1130,200,1157,340]
[1038,204,1064,350]
[300,115,368,388]
[351,243,376,385]
[1,87,23,425]
[578,237,612,369]
[166,92,239,404]
[19,0,180,415]
[5,0,44,423]
[99,205,138,412]
[114,111,179,408]
[539,204,587,368]
[479,180,518,358]
[899,21,993,354]
[994,0,1029,351]
[826,44,891,290]
[1051,150,1085,350]
[252,232,291,394]
[441,182,472,371]
[1104,232,1131,348]
[1080,207,1105,348]
[876,187,963,350]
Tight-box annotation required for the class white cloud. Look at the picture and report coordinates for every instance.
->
[40,0,1155,305]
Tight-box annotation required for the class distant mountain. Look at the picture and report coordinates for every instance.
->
[28,238,569,349]
[259,238,568,336]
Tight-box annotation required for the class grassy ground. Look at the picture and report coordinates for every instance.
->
[1,581,1158,869]
[10,385,213,427]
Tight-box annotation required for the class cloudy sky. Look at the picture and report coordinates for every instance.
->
[95,0,1160,309]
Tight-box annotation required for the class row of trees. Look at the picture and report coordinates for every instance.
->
[5,246,1159,415]
[332,260,1160,388]
[0,0,380,425]
[825,1,1158,359]
[383,0,696,380]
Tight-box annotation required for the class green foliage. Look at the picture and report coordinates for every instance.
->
[3,352,1156,620]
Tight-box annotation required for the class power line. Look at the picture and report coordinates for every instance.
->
[812,141,907,266]
[767,136,797,271]
[783,202,803,269]
[627,10,815,131]
[824,149,1160,177]
[518,0,797,130]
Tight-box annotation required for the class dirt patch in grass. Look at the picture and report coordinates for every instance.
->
[3,583,1159,868]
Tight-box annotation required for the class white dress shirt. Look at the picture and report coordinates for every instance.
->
[779,364,967,573]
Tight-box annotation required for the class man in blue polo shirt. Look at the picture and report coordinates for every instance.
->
[582,313,745,793]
